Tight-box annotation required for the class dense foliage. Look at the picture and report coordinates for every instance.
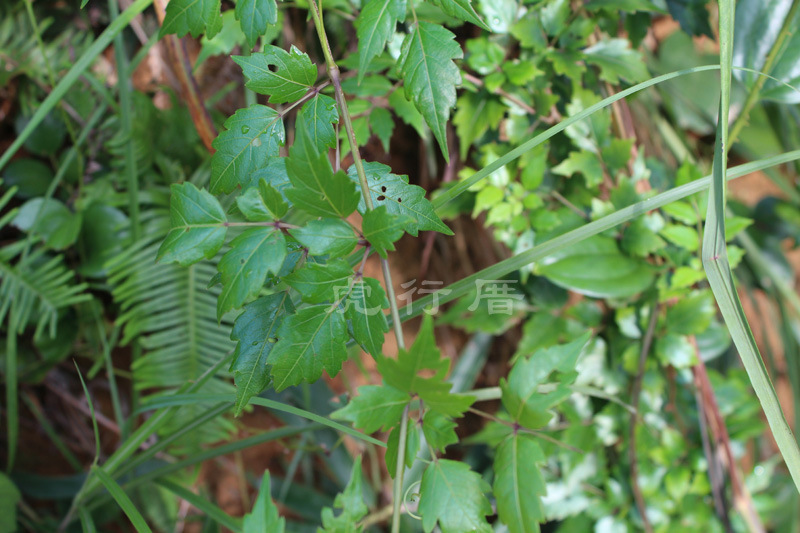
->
[2,0,800,531]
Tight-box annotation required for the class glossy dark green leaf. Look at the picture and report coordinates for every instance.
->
[332,384,409,433]
[320,458,368,532]
[231,293,295,415]
[235,0,278,49]
[211,105,285,194]
[157,183,227,266]
[493,435,546,533]
[362,206,412,258]
[160,0,222,38]
[284,259,353,304]
[234,45,317,103]
[355,0,406,83]
[347,162,452,235]
[217,228,286,318]
[243,471,285,532]
[268,304,349,390]
[398,21,462,162]
[537,235,655,298]
[346,276,389,356]
[419,459,492,533]
[289,219,358,258]
[297,94,339,153]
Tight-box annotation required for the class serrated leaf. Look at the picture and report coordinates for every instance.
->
[398,21,462,162]
[235,0,278,49]
[286,130,360,218]
[211,105,285,194]
[583,38,649,83]
[347,162,452,235]
[297,94,339,152]
[236,180,288,221]
[500,334,590,428]
[355,0,407,83]
[386,418,420,476]
[429,0,489,29]
[231,293,295,415]
[332,384,409,433]
[268,304,348,390]
[217,228,286,319]
[284,259,353,304]
[160,0,222,38]
[362,206,412,258]
[493,435,546,533]
[319,458,368,532]
[243,471,285,532]
[419,459,492,533]
[157,183,227,266]
[346,277,389,356]
[289,219,358,258]
[422,410,458,453]
[234,45,317,103]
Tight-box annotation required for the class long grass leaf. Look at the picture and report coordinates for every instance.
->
[156,479,242,532]
[91,466,153,533]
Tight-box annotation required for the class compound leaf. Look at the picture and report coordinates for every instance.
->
[211,105,285,194]
[217,228,286,319]
[235,0,278,49]
[347,162,452,235]
[419,459,492,533]
[355,0,407,82]
[231,293,295,415]
[398,22,462,162]
[158,183,227,266]
[234,45,317,103]
[268,304,348,390]
[332,384,409,433]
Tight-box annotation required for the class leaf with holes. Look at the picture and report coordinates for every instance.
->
[235,0,278,49]
[160,0,222,39]
[234,45,317,103]
[284,259,353,304]
[355,0,406,83]
[347,162,452,235]
[346,276,389,356]
[398,22,462,162]
[217,228,286,319]
[362,206,412,258]
[268,304,349,390]
[157,183,227,266]
[210,105,285,194]
[419,459,492,533]
[231,293,295,415]
[493,434,546,533]
[297,94,339,153]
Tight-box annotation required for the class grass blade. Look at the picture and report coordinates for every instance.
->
[91,466,153,533]
[156,479,242,532]
[702,0,800,492]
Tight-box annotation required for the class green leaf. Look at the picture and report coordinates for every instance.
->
[419,459,492,533]
[234,45,317,103]
[355,0,407,83]
[388,90,427,139]
[378,315,474,416]
[362,206,412,258]
[386,418,420,475]
[268,304,349,390]
[217,228,286,318]
[284,259,353,304]
[369,107,394,152]
[660,223,700,251]
[158,183,227,266]
[665,0,713,37]
[552,150,604,188]
[286,131,360,218]
[0,473,20,533]
[398,21,462,162]
[583,38,649,83]
[231,293,295,416]
[243,471,285,532]
[289,219,358,258]
[428,0,489,29]
[332,384,409,433]
[346,276,390,356]
[422,410,458,453]
[347,162,452,235]
[454,91,505,159]
[13,198,82,250]
[665,290,715,335]
[537,235,655,299]
[500,333,590,428]
[493,434,546,533]
[235,0,278,49]
[211,105,285,194]
[160,0,222,38]
[297,94,339,152]
[236,180,288,221]
[320,458,368,532]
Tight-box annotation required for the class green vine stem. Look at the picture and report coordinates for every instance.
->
[306,2,409,531]
[729,0,800,145]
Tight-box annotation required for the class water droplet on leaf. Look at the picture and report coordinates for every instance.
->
[241,125,250,134]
